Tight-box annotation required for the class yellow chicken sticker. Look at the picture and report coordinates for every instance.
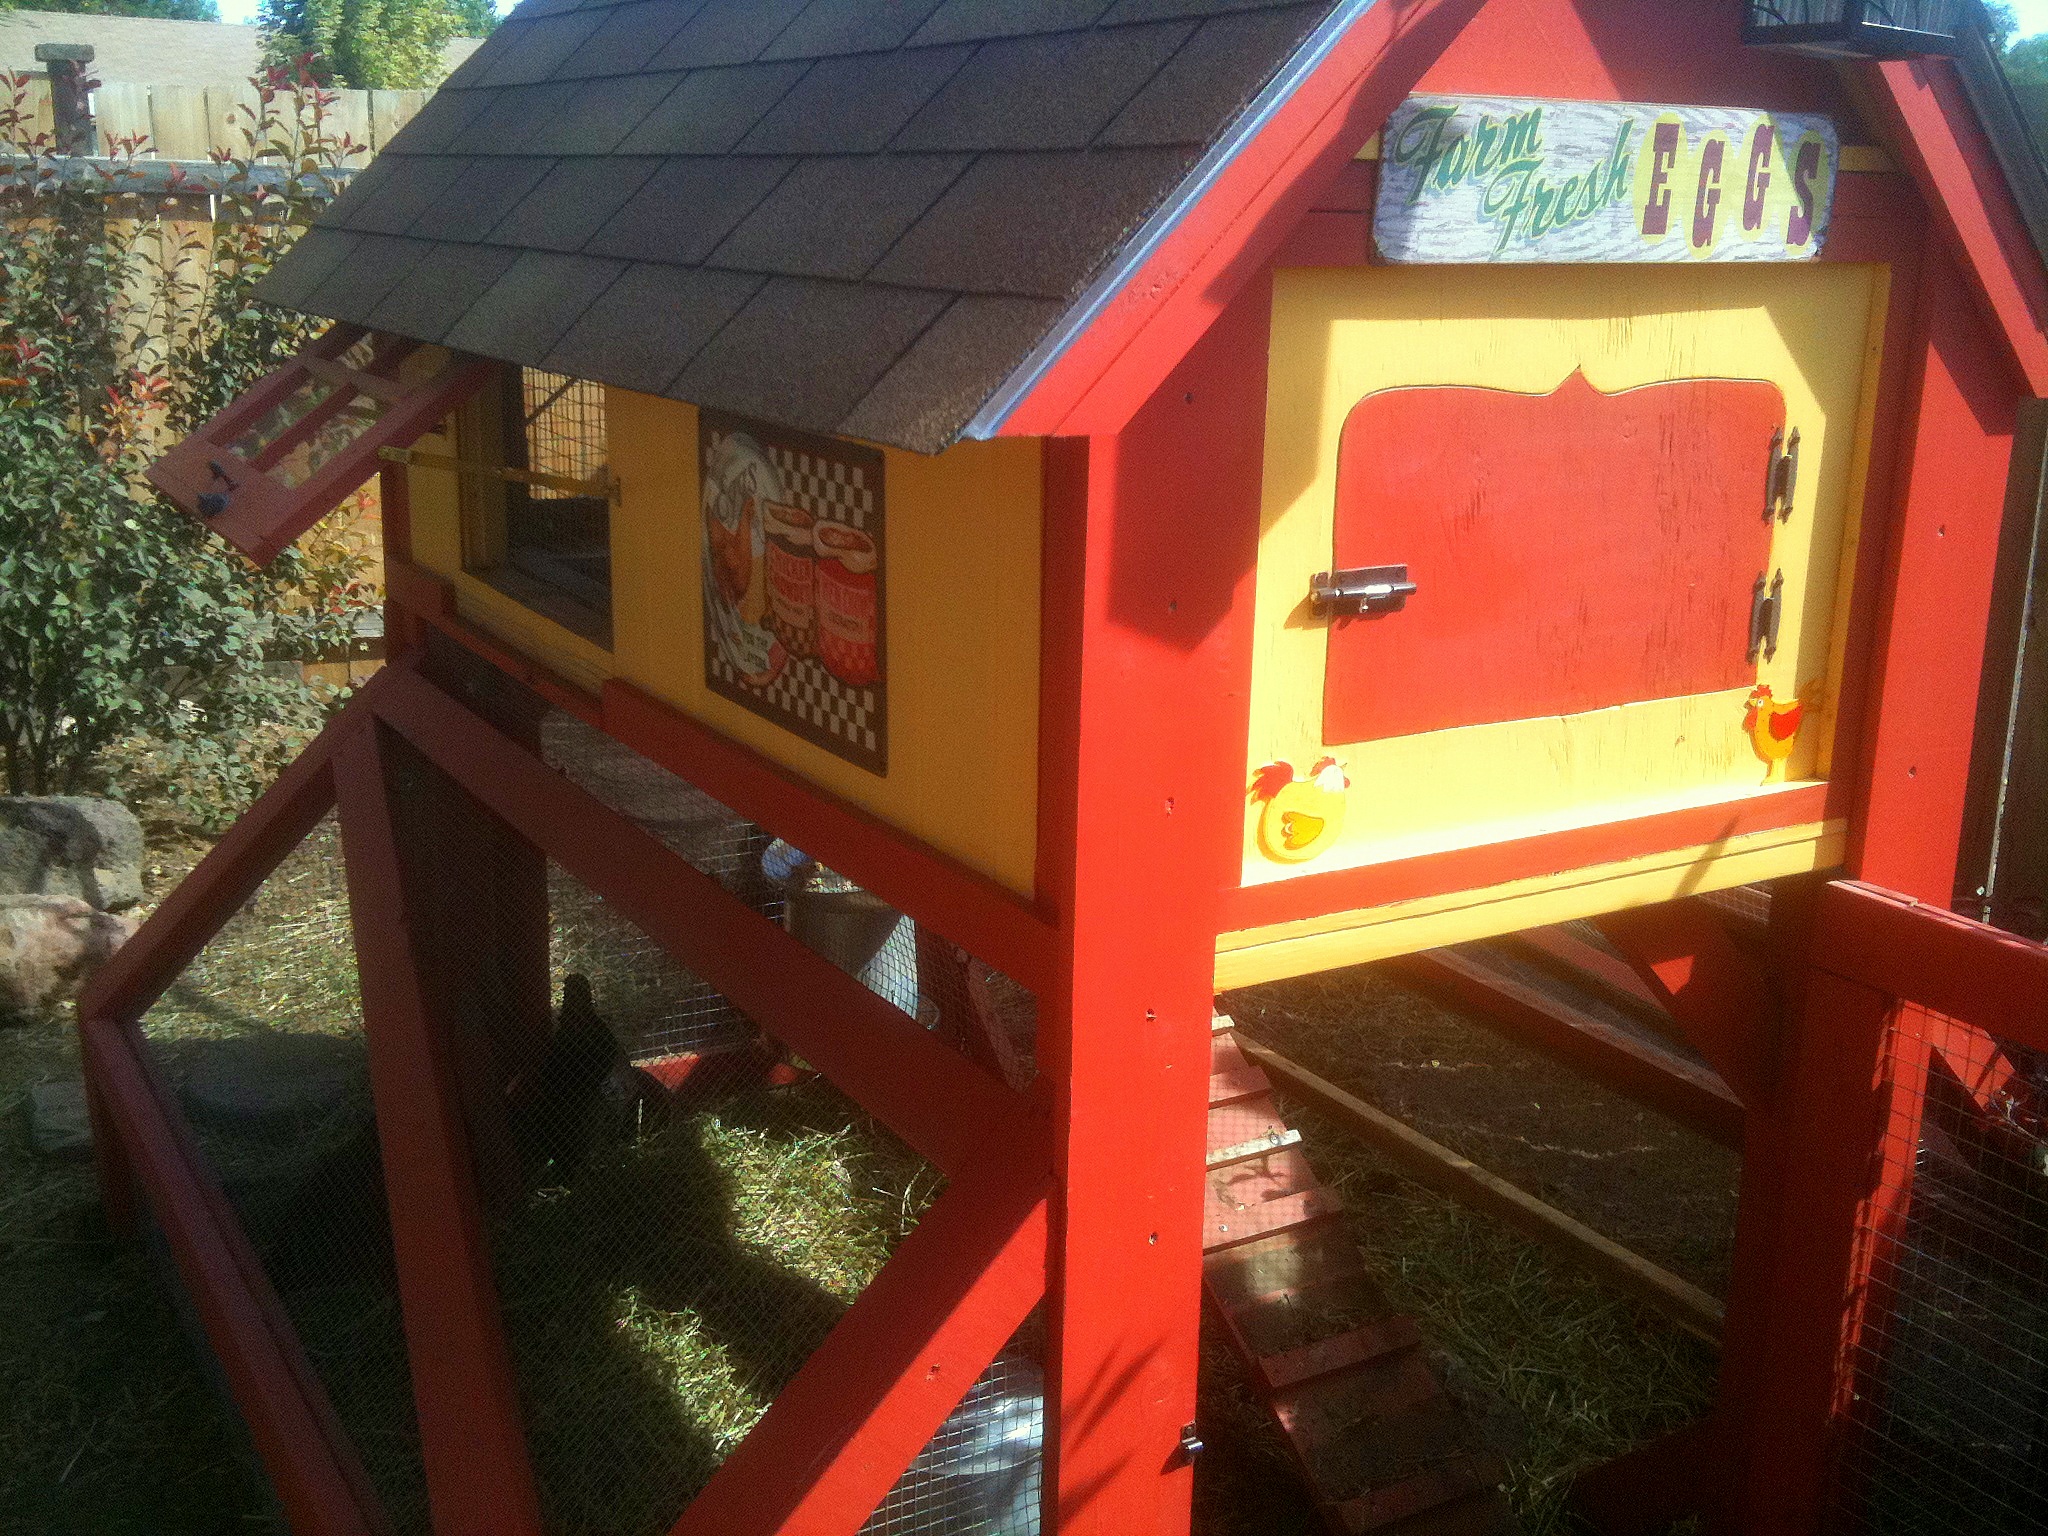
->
[1250,758,1349,864]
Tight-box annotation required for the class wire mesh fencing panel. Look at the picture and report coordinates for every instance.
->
[540,710,1040,1089]
[862,1335,1046,1536]
[1829,1006,2048,1535]
[512,713,1050,1533]
[474,853,944,1536]
[133,816,430,1533]
[543,712,775,1062]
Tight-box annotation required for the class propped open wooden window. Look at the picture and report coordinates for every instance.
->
[148,325,495,565]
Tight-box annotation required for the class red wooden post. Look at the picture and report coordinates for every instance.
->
[1035,279,1267,1534]
[1723,968,1899,1534]
[80,1014,387,1536]
[410,634,553,1209]
[1850,243,2022,905]
[333,723,546,1536]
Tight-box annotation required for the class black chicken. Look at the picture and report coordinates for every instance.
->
[509,974,664,1182]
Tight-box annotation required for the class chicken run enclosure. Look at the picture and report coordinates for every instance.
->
[83,0,2048,1533]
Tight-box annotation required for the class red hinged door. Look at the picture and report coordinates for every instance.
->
[1322,371,1785,744]
[148,324,495,565]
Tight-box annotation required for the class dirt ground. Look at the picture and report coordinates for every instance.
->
[2,831,1728,1535]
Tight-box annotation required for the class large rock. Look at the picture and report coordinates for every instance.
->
[0,894,134,1022]
[0,797,146,911]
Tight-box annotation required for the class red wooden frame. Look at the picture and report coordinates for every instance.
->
[1721,884,2048,1533]
[366,663,1036,1177]
[78,662,1059,1536]
[80,1011,390,1536]
[333,724,544,1535]
[148,326,493,565]
[1030,277,1271,1535]
[998,0,1489,439]
[1866,58,2048,396]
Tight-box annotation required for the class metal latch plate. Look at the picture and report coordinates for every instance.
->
[1311,564,1417,617]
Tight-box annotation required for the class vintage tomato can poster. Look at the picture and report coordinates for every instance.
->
[1374,95,1839,264]
[700,409,886,773]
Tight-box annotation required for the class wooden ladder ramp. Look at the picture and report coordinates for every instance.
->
[1205,1016,1516,1536]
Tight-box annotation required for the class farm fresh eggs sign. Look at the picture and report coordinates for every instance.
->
[1374,95,1839,264]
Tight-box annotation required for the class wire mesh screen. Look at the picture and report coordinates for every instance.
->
[134,816,430,1533]
[518,369,607,490]
[527,712,1049,1530]
[863,1338,1046,1536]
[484,856,945,1535]
[506,368,610,610]
[540,711,1039,1088]
[542,712,779,1062]
[1829,1006,2048,1535]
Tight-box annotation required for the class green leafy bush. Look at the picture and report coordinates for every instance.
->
[0,64,376,827]
[260,0,497,91]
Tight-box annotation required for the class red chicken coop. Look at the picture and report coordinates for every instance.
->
[87,0,2048,1533]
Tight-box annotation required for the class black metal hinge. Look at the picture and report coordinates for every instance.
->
[1767,427,1799,522]
[1749,569,1785,662]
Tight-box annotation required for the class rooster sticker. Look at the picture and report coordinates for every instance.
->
[1251,758,1349,863]
[1744,684,1804,783]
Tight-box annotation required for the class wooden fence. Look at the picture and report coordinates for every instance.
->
[7,74,427,162]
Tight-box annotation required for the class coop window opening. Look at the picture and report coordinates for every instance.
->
[454,367,616,647]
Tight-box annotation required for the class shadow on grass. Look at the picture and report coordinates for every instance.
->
[486,1090,916,1536]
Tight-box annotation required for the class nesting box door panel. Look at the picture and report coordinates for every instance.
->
[1246,261,1885,895]
[1323,374,1785,743]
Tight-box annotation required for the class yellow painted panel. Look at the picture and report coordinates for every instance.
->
[1247,261,1885,889]
[606,392,1042,897]
[1216,819,1846,988]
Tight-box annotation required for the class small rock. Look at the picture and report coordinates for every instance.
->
[181,1033,364,1137]
[0,895,135,1023]
[0,796,146,911]
[25,1079,94,1161]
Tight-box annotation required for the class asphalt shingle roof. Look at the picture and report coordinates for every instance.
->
[259,0,1342,452]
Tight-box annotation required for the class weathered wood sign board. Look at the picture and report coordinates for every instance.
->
[1375,95,1839,264]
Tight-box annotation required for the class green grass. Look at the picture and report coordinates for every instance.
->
[0,1024,274,1535]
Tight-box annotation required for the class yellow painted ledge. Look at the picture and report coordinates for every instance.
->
[449,573,615,699]
[1215,818,1846,988]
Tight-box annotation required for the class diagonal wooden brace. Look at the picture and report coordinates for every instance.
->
[669,1169,1049,1536]
[335,722,546,1536]
[81,1011,391,1536]
[1592,899,1781,1111]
